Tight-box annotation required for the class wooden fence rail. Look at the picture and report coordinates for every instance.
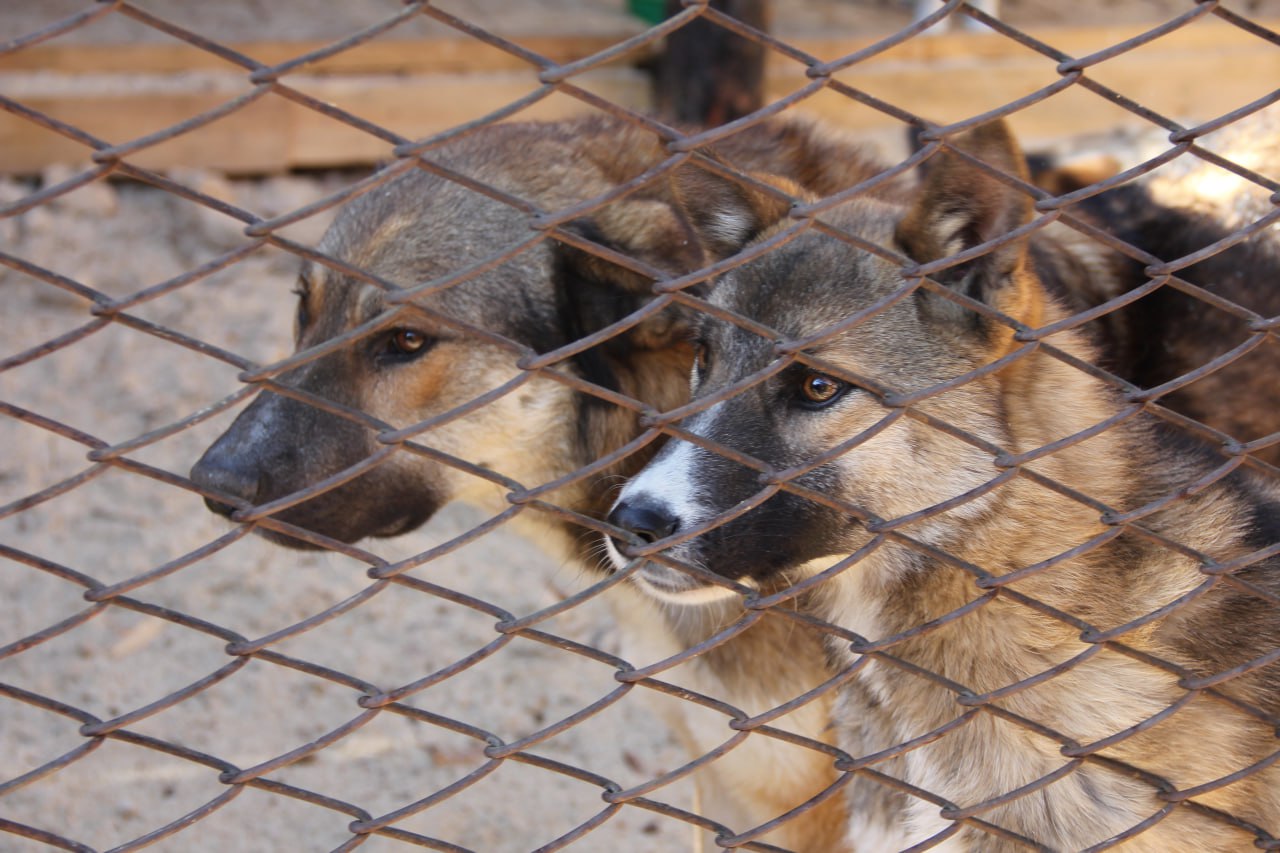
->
[2,17,1275,175]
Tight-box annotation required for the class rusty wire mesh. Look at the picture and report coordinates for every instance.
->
[2,0,1279,851]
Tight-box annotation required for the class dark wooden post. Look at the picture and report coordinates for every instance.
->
[650,0,769,127]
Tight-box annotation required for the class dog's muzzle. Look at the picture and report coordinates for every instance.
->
[190,450,264,518]
[605,495,743,605]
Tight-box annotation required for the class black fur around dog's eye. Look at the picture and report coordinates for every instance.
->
[692,341,709,376]
[797,372,846,408]
[385,328,433,359]
[295,298,308,333]
[291,282,310,333]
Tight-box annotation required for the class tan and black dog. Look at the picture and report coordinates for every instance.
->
[190,114,908,851]
[607,121,1280,850]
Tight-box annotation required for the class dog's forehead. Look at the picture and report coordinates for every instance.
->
[306,262,545,344]
[301,176,557,339]
[710,231,899,347]
[299,258,391,332]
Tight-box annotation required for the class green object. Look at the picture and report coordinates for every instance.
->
[627,0,667,25]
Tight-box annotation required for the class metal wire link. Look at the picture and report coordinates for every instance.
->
[2,1,1279,850]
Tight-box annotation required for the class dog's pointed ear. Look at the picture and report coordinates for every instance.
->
[550,210,686,360]
[547,164,803,394]
[670,164,800,258]
[550,167,799,355]
[897,120,1040,328]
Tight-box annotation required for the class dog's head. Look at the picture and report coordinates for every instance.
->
[605,121,1070,602]
[189,119,753,549]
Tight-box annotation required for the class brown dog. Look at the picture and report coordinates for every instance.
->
[607,120,1280,850]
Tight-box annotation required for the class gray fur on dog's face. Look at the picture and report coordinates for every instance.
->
[607,123,1047,597]
[189,121,690,548]
[609,208,1014,595]
[190,145,571,546]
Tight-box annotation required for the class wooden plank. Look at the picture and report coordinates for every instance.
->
[3,18,1274,75]
[773,33,1280,147]
[282,73,651,170]
[0,71,651,175]
[783,15,1280,67]
[0,35,638,75]
[1,18,1275,175]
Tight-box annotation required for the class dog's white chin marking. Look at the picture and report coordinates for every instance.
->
[631,569,745,606]
[603,537,745,606]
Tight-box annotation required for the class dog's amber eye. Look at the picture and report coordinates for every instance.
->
[799,372,845,407]
[388,329,430,356]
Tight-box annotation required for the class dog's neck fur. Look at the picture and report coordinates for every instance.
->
[504,338,861,851]
[807,314,1279,848]
[814,314,1133,647]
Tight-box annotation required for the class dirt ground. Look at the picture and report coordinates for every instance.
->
[2,2,1279,852]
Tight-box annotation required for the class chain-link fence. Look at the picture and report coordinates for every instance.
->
[2,1,1279,851]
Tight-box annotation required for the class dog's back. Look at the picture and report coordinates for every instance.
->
[1028,127,1280,468]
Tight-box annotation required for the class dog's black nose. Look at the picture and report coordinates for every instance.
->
[608,497,679,546]
[189,452,264,518]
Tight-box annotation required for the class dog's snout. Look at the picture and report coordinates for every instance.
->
[608,497,679,546]
[190,451,264,518]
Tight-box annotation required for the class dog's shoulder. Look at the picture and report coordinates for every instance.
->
[1140,425,1280,708]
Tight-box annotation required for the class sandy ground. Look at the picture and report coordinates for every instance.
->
[2,2,1279,852]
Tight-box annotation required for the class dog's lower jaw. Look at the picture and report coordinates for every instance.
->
[632,568,749,606]
[247,506,428,550]
[602,537,748,606]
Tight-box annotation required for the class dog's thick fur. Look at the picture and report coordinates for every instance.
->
[607,122,1280,850]
[190,114,911,850]
[1028,148,1280,468]
[1071,184,1280,467]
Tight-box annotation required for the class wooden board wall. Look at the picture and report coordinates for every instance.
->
[1,17,1276,175]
